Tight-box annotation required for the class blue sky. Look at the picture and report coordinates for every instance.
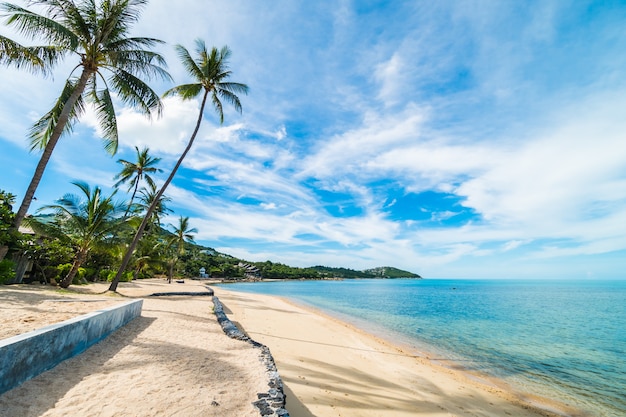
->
[1,0,625,279]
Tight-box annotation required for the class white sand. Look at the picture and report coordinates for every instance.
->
[214,287,570,417]
[0,280,573,417]
[0,280,268,417]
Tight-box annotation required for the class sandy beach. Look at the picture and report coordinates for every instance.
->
[0,280,568,417]
[214,286,567,417]
[0,280,268,417]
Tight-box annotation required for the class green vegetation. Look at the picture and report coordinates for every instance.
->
[363,266,421,278]
[114,146,163,217]
[27,181,127,288]
[0,3,420,288]
[0,0,169,257]
[311,265,420,279]
[109,40,249,291]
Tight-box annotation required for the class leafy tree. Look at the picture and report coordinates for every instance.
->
[29,181,126,288]
[0,0,169,261]
[109,41,248,291]
[21,238,74,283]
[114,146,162,216]
[0,190,20,260]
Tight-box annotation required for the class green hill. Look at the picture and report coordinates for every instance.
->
[362,266,421,278]
[311,265,421,279]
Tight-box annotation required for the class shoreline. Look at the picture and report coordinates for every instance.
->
[214,286,581,417]
[300,301,577,417]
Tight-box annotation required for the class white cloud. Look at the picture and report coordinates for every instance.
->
[375,53,405,107]
[116,96,200,155]
[456,92,626,231]
[299,104,429,181]
[502,240,530,252]
[2,1,626,279]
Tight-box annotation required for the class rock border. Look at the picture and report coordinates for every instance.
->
[212,296,290,417]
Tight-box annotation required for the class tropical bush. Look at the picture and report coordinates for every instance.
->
[103,270,132,282]
[0,259,15,284]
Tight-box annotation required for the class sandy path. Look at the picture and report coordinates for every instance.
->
[0,280,268,417]
[214,287,568,417]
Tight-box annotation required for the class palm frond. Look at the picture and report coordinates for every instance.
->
[175,43,204,81]
[105,49,170,81]
[0,36,63,74]
[90,86,118,154]
[113,158,135,186]
[34,180,126,255]
[54,0,91,42]
[23,214,68,241]
[1,2,79,49]
[106,36,165,51]
[217,88,244,114]
[96,0,149,50]
[218,81,249,96]
[109,68,163,117]
[163,83,203,100]
[210,92,225,123]
[29,77,85,151]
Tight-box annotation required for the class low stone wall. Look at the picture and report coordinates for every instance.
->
[212,296,290,417]
[0,299,143,395]
[150,290,214,297]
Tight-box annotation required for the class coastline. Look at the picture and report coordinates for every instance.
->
[214,286,577,417]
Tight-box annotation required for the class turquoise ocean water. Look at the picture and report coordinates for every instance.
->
[218,279,626,417]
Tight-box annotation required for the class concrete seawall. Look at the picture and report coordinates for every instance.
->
[0,299,143,395]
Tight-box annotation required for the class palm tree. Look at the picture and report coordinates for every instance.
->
[0,0,170,262]
[114,146,162,216]
[109,41,248,291]
[166,215,197,283]
[28,181,126,288]
[136,182,172,230]
[169,216,197,256]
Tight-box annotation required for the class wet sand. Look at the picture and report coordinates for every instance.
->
[0,280,570,416]
[214,286,567,417]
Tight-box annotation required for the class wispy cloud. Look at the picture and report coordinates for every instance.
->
[1,0,625,278]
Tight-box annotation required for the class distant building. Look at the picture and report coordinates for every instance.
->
[238,262,261,280]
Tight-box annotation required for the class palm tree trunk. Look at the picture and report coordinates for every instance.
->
[124,182,140,218]
[168,261,174,283]
[109,90,210,292]
[0,246,8,262]
[0,69,92,263]
[59,249,87,289]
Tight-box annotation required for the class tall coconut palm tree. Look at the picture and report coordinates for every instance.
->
[169,215,197,256]
[109,41,248,292]
[0,0,170,262]
[28,181,126,288]
[114,146,162,216]
[165,215,196,283]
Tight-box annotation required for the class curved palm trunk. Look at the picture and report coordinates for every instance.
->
[109,90,209,291]
[0,69,92,263]
[59,248,88,289]
[124,181,140,218]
